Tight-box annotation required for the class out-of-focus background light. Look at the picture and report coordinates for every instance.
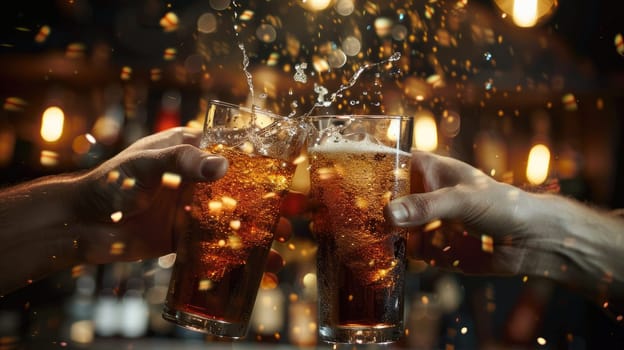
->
[299,0,333,11]
[526,144,551,185]
[0,126,16,167]
[335,0,355,16]
[386,119,401,142]
[413,111,438,152]
[40,106,65,143]
[493,0,558,27]
[512,0,539,27]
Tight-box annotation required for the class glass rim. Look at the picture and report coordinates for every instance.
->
[208,99,286,120]
[306,114,411,121]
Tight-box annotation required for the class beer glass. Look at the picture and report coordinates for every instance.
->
[307,115,413,344]
[163,100,308,338]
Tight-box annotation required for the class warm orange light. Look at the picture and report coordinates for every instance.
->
[40,149,59,167]
[0,127,16,166]
[413,113,438,152]
[41,106,65,142]
[493,0,558,28]
[526,144,550,185]
[299,0,333,11]
[386,119,401,142]
[512,0,538,27]
[290,155,310,195]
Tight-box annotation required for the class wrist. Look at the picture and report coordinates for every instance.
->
[0,173,87,293]
[49,172,90,267]
[510,192,566,276]
[521,193,624,299]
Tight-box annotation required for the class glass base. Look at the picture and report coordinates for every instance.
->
[319,324,403,344]
[162,306,248,339]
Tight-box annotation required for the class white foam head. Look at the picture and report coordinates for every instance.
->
[310,136,410,155]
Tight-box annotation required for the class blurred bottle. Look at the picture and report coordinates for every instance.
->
[119,275,149,338]
[93,265,121,338]
[92,262,150,338]
[144,258,175,336]
[63,265,97,347]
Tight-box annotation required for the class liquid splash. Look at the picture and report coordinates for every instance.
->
[233,1,255,105]
[294,63,308,83]
[303,51,402,117]
[239,43,255,104]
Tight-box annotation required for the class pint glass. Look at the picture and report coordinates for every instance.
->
[163,100,307,338]
[307,115,413,344]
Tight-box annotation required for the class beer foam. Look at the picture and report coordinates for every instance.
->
[310,137,410,156]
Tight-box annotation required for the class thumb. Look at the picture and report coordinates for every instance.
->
[385,187,465,227]
[129,144,228,186]
[158,144,228,182]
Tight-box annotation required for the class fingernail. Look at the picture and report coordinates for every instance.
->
[200,156,228,180]
[386,201,409,223]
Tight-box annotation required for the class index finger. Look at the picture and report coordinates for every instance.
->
[412,151,489,190]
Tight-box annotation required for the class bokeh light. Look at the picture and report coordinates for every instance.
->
[256,24,277,43]
[493,0,558,27]
[40,106,64,142]
[526,144,551,185]
[335,0,355,16]
[197,13,218,34]
[209,0,231,11]
[413,111,438,152]
[299,0,333,11]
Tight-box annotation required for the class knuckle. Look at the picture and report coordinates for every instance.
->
[405,194,433,223]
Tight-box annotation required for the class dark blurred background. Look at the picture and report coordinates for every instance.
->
[1,0,623,349]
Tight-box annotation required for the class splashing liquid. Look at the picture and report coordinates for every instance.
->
[233,1,255,105]
[294,63,308,83]
[230,3,400,121]
[238,43,255,105]
[301,52,402,118]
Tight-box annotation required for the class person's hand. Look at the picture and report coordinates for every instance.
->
[0,126,293,294]
[74,126,291,272]
[72,127,228,264]
[384,151,547,276]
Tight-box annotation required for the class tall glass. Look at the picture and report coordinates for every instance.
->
[163,100,308,338]
[307,115,413,344]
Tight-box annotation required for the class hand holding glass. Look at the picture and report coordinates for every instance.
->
[163,100,307,338]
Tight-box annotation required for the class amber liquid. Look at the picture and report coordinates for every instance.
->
[165,146,295,326]
[309,146,411,336]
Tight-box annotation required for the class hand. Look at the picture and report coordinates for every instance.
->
[74,127,228,264]
[76,126,291,274]
[384,151,547,276]
[385,151,624,316]
[0,126,293,295]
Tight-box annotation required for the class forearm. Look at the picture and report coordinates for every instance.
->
[0,173,86,295]
[522,193,624,306]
